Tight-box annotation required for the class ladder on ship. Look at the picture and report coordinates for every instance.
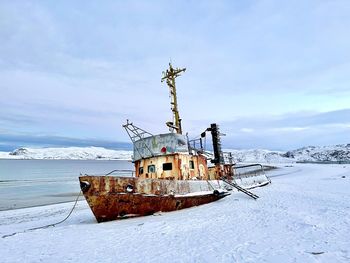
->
[221,178,259,200]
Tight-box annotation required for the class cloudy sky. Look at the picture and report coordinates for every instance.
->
[0,0,349,151]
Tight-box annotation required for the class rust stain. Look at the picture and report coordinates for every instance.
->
[99,177,105,193]
[109,176,116,193]
[134,153,209,180]
[79,175,229,222]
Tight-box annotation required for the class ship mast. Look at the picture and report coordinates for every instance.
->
[161,63,186,134]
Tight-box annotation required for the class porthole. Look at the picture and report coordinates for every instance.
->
[148,165,156,173]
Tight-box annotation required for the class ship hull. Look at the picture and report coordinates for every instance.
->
[82,191,228,222]
[79,176,230,222]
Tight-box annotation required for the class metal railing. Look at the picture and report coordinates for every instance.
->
[104,169,135,177]
[233,164,266,177]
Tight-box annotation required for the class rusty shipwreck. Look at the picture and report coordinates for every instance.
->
[79,64,270,222]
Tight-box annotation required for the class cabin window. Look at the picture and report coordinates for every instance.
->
[148,165,156,173]
[189,160,194,169]
[163,163,172,171]
[139,167,144,174]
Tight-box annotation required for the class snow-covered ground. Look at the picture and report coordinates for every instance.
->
[1,163,349,263]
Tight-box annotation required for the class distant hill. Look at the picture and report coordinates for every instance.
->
[0,147,132,160]
[282,144,350,163]
[227,144,350,163]
[1,144,349,163]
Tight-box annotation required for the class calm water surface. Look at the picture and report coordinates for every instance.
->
[0,159,133,210]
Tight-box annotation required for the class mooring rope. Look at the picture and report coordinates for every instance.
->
[2,191,82,239]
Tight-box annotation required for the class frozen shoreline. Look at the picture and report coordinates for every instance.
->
[0,195,85,212]
[1,163,350,262]
[0,159,134,211]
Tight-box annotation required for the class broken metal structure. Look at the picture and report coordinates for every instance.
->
[79,63,270,222]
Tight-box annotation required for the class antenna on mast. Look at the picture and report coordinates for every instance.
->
[161,63,186,134]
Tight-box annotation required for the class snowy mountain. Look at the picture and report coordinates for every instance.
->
[283,144,350,163]
[228,144,350,163]
[0,147,132,160]
[228,149,292,163]
[0,144,349,163]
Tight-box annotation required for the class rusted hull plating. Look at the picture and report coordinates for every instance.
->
[84,192,228,222]
[79,176,229,222]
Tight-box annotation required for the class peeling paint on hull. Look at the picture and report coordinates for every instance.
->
[79,176,230,222]
[86,192,228,222]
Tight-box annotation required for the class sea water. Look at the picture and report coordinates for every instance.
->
[0,159,133,210]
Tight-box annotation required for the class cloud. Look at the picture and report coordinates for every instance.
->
[240,128,254,133]
[0,133,131,152]
[0,1,349,150]
[220,109,350,150]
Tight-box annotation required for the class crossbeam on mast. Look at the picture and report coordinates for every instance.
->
[161,63,186,134]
